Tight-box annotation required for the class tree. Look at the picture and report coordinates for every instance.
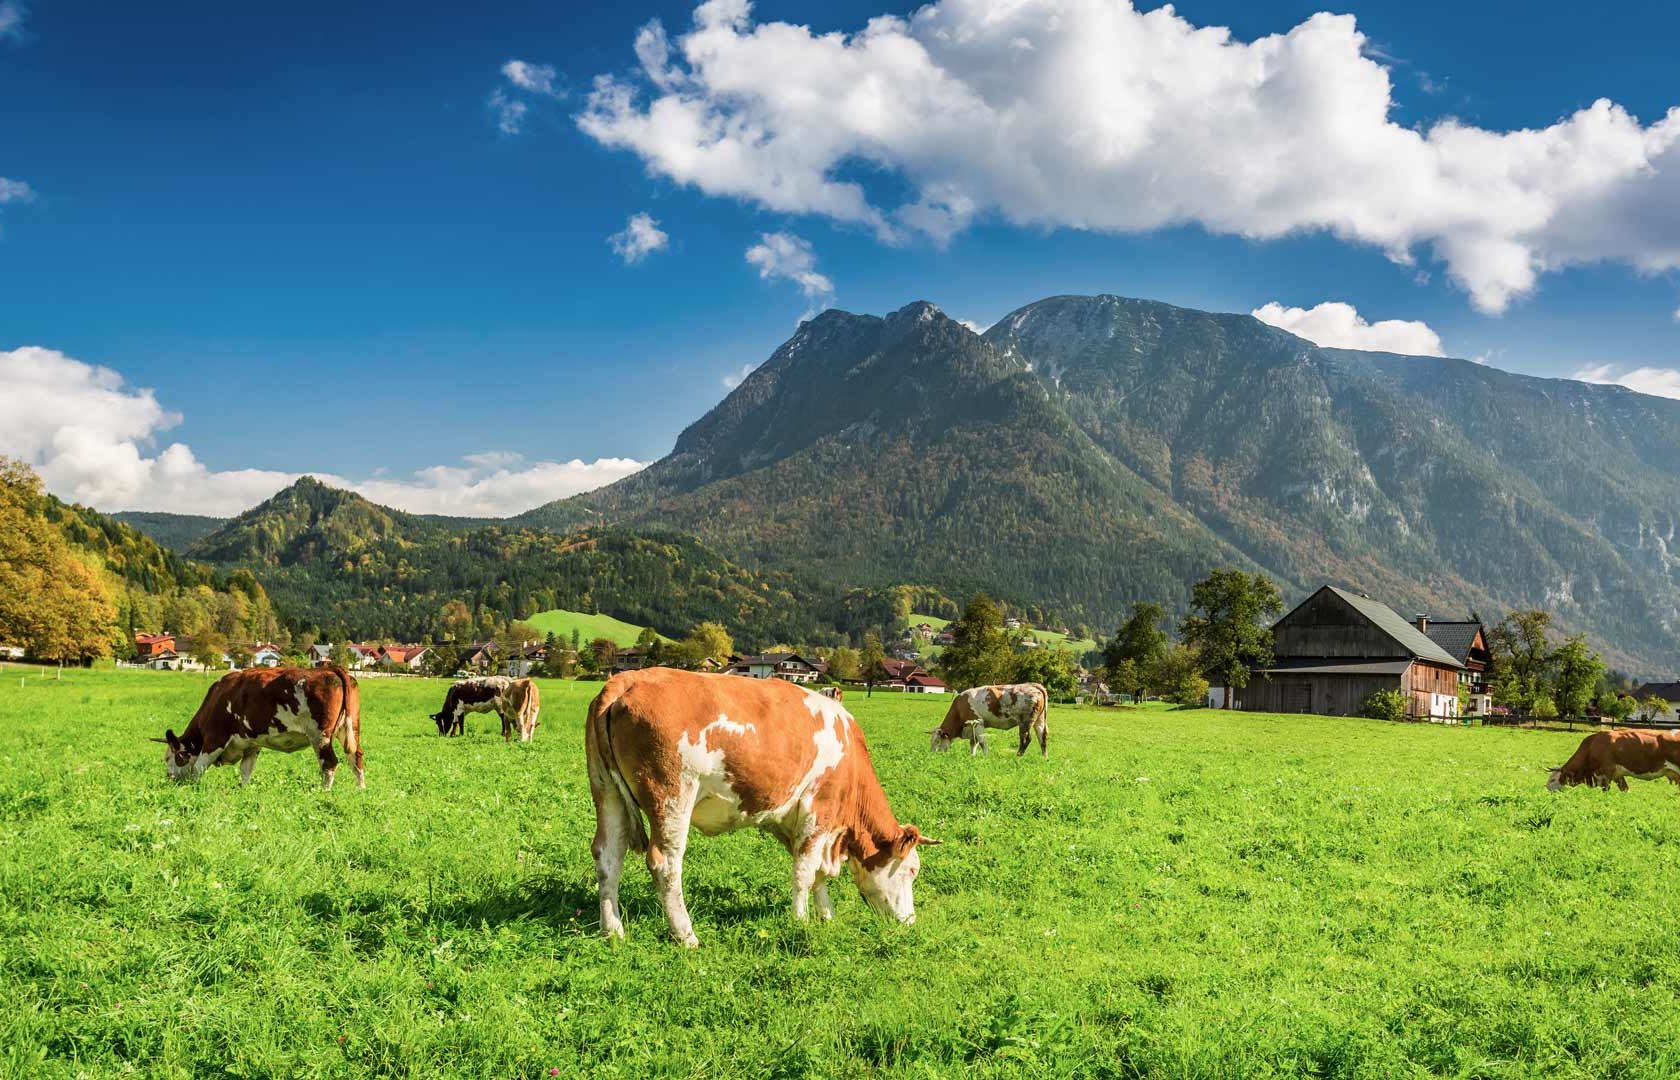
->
[682,622,734,666]
[635,626,660,650]
[1179,571,1282,708]
[1642,695,1672,725]
[1488,610,1554,713]
[435,600,472,642]
[828,645,861,682]
[193,632,228,672]
[860,632,887,697]
[228,643,255,670]
[1597,690,1636,723]
[424,644,460,678]
[939,594,1015,692]
[1550,636,1604,720]
[1360,689,1409,723]
[328,641,356,668]
[1102,602,1169,700]
[0,458,119,662]
[1153,645,1210,706]
[588,637,618,675]
[1013,648,1078,702]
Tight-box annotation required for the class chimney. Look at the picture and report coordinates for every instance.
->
[1414,614,1429,633]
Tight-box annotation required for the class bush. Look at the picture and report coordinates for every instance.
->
[1360,689,1409,723]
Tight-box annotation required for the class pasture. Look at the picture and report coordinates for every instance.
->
[525,609,664,648]
[3,669,1679,1078]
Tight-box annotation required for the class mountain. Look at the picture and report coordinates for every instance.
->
[522,295,1680,674]
[112,511,228,551]
[186,477,843,646]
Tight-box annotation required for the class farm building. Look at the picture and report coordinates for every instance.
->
[1421,619,1493,716]
[1633,681,1680,705]
[904,673,948,694]
[725,652,825,683]
[1235,585,1466,722]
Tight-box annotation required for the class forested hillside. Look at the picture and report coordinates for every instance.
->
[111,511,227,551]
[523,296,1680,674]
[0,458,279,660]
[184,478,871,647]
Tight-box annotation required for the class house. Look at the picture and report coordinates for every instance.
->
[456,642,497,671]
[309,643,334,666]
[1421,618,1493,716]
[381,644,430,669]
[1234,585,1465,722]
[874,658,928,690]
[905,673,948,694]
[246,643,284,668]
[933,630,955,646]
[613,647,648,674]
[726,652,823,683]
[1632,682,1680,722]
[134,633,175,660]
[1004,617,1022,631]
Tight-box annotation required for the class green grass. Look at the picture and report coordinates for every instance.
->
[5,667,1680,1077]
[525,608,663,648]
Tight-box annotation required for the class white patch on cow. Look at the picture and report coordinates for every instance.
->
[290,682,310,717]
[680,716,756,836]
[708,713,753,737]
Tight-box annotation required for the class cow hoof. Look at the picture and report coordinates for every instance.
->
[673,931,700,948]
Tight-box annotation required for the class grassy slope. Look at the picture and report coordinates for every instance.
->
[911,612,1099,658]
[5,668,1679,1077]
[525,609,665,648]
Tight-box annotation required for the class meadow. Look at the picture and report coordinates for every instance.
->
[525,609,664,648]
[4,669,1679,1078]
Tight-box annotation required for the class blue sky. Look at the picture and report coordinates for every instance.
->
[2,0,1678,515]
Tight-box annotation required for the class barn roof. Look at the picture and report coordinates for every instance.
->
[1320,586,1464,668]
[1424,621,1484,664]
[1260,659,1415,676]
[1635,682,1680,702]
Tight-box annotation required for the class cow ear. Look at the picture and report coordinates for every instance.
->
[893,825,940,858]
[165,729,179,749]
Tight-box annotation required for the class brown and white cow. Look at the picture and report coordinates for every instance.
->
[156,666,364,790]
[930,682,1049,756]
[585,668,939,947]
[819,686,844,703]
[1547,729,1680,791]
[431,676,540,742]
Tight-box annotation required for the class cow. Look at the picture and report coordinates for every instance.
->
[431,676,540,742]
[820,686,844,703]
[155,666,364,790]
[1547,729,1680,791]
[930,682,1049,756]
[585,668,939,947]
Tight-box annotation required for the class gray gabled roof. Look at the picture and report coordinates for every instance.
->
[1424,622,1484,664]
[1322,586,1464,668]
[1261,659,1415,676]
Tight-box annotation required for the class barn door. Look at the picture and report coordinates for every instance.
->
[1290,682,1313,713]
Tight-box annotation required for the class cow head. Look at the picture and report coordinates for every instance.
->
[159,729,202,781]
[849,825,940,924]
[431,710,452,736]
[1546,766,1568,792]
[929,728,953,752]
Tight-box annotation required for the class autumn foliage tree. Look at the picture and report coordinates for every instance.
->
[0,458,119,662]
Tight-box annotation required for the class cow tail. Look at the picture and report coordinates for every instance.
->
[329,665,363,767]
[588,679,648,853]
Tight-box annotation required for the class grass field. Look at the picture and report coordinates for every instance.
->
[525,609,663,648]
[5,668,1680,1077]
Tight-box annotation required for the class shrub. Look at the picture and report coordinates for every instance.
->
[1361,689,1409,723]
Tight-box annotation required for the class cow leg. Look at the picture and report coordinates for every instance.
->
[646,783,700,947]
[813,881,834,922]
[238,749,260,786]
[340,718,366,790]
[1616,776,1629,792]
[792,839,827,921]
[1018,723,1032,756]
[500,708,513,742]
[1037,720,1049,757]
[591,794,634,941]
[317,742,339,791]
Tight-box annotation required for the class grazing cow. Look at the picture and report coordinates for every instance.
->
[1547,729,1680,791]
[930,682,1049,756]
[820,686,844,703]
[585,668,939,947]
[156,666,363,790]
[431,676,540,742]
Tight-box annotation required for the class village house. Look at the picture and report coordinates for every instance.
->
[904,672,948,694]
[1228,585,1468,723]
[134,633,175,660]
[1421,619,1493,717]
[725,652,825,683]
[1632,682,1680,722]
[245,643,284,667]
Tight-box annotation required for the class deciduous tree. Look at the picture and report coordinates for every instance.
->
[1102,602,1168,700]
[938,594,1015,692]
[1179,571,1282,708]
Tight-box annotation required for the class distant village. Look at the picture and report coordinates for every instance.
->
[110,576,1680,728]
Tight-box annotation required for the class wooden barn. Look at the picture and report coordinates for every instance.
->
[1241,586,1466,722]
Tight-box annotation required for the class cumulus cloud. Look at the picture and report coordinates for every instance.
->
[0,346,646,516]
[488,89,528,135]
[1570,362,1680,400]
[578,0,1680,314]
[608,212,670,263]
[721,361,757,389]
[501,59,562,97]
[1252,300,1445,356]
[745,231,834,305]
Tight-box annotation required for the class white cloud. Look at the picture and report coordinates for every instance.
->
[0,346,646,516]
[745,231,834,305]
[608,212,670,263]
[721,361,757,389]
[0,1,27,43]
[0,178,31,203]
[579,0,1680,314]
[1252,300,1444,356]
[1570,362,1680,400]
[958,318,989,335]
[488,89,528,135]
[501,59,562,97]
